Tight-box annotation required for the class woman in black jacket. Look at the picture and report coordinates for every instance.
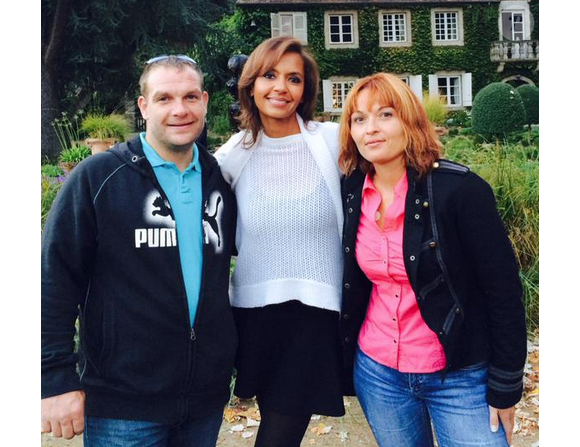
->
[337,73,527,447]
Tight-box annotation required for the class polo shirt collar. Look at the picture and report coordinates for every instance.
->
[139,132,201,173]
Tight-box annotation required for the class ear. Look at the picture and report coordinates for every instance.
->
[137,96,149,120]
[203,91,209,107]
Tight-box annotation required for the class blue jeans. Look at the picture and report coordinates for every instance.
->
[354,348,509,447]
[83,409,223,447]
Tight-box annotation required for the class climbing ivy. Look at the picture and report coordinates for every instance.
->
[235,1,539,99]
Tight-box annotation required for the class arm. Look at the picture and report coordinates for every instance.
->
[453,174,527,405]
[42,165,99,435]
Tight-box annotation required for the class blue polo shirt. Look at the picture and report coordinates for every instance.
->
[140,133,203,327]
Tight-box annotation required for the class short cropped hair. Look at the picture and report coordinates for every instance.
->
[139,56,205,97]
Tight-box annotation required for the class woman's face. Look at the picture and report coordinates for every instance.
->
[252,52,305,136]
[349,89,407,170]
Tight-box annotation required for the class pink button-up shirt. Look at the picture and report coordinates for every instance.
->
[356,172,446,373]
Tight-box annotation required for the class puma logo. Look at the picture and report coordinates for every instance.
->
[152,196,174,221]
[203,196,222,247]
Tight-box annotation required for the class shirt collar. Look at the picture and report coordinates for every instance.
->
[363,171,408,199]
[140,132,201,173]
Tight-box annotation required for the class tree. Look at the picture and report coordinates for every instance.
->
[41,0,233,161]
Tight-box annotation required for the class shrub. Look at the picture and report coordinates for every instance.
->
[207,90,235,136]
[59,145,92,163]
[41,176,63,232]
[81,113,131,141]
[471,83,526,139]
[422,94,448,126]
[446,109,471,128]
[41,164,64,178]
[516,84,539,127]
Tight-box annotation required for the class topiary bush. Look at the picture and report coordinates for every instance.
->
[516,84,539,127]
[471,82,526,139]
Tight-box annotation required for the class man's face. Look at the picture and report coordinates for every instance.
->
[138,66,208,153]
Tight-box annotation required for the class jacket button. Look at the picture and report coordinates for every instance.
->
[414,214,420,220]
[345,247,350,253]
[455,308,461,314]
[343,314,350,320]
[410,255,416,261]
[433,162,440,168]
[348,208,353,213]
[344,283,351,289]
[415,199,420,204]
[429,241,436,248]
[423,201,429,208]
[344,336,351,343]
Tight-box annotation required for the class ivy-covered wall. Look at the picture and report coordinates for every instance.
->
[236,1,539,98]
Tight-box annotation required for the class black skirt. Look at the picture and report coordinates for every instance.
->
[232,300,345,417]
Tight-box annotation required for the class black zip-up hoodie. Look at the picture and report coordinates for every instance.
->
[41,137,237,423]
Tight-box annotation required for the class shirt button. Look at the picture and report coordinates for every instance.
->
[383,260,387,264]
[392,317,396,321]
[393,340,397,344]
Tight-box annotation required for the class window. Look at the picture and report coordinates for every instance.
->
[330,14,353,43]
[438,76,461,106]
[431,8,464,46]
[380,11,412,46]
[428,73,472,108]
[435,12,458,41]
[325,11,359,49]
[333,81,355,110]
[502,11,525,41]
[271,12,308,43]
[322,79,357,112]
[384,13,406,42]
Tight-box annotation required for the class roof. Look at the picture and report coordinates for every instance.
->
[237,0,501,5]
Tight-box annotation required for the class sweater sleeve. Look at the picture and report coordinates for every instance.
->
[41,163,99,398]
[453,173,527,408]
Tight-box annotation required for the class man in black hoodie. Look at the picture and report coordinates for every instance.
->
[41,56,237,447]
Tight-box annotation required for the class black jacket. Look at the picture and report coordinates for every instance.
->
[41,137,237,423]
[340,160,527,409]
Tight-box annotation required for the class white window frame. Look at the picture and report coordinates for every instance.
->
[499,1,532,41]
[428,73,472,109]
[271,12,308,44]
[322,78,358,113]
[431,8,464,46]
[324,11,359,49]
[379,10,412,47]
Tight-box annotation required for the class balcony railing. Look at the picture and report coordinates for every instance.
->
[490,40,539,62]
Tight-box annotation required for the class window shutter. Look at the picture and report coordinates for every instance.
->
[428,75,438,98]
[271,13,280,38]
[409,75,423,99]
[461,73,472,106]
[293,12,308,44]
[322,80,333,112]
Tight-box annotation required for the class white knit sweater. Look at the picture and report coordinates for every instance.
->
[215,117,343,311]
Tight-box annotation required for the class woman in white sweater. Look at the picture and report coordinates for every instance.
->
[215,37,344,447]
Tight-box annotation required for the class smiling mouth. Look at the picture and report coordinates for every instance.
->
[267,98,290,106]
[168,122,193,128]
